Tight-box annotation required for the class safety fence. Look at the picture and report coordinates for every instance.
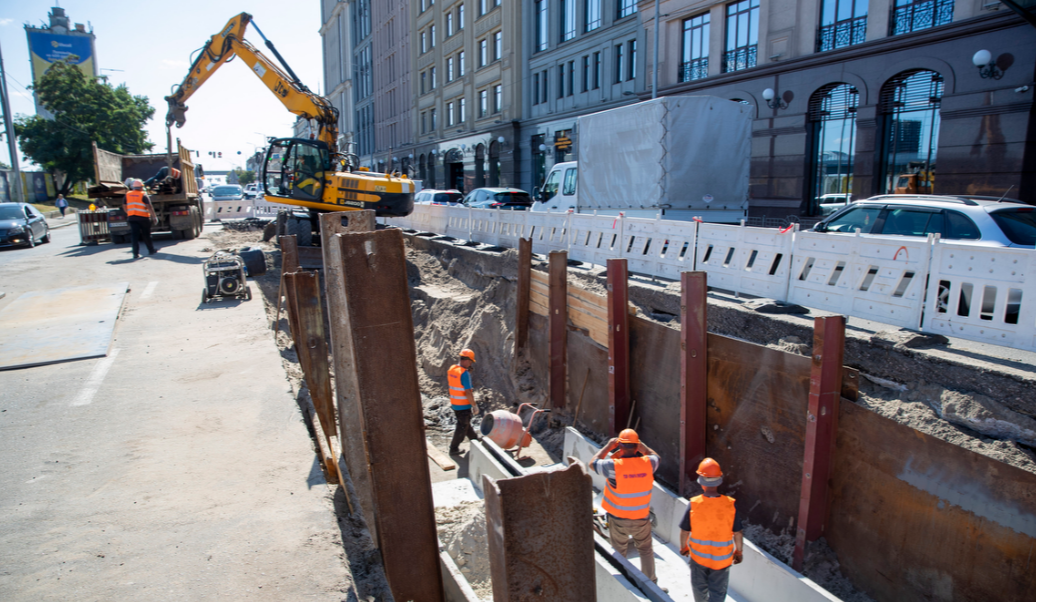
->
[382,205,1036,351]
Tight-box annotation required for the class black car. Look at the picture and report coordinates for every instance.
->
[0,203,50,248]
[462,188,533,210]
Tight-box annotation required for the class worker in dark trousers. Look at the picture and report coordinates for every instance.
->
[680,458,744,602]
[447,349,480,455]
[124,179,157,259]
[591,429,665,592]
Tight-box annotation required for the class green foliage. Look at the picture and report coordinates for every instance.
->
[14,59,154,195]
[233,168,256,186]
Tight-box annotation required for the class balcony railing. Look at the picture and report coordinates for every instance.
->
[891,0,954,35]
[817,16,867,52]
[723,45,757,73]
[679,58,709,83]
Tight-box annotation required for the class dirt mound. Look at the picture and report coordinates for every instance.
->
[437,501,492,600]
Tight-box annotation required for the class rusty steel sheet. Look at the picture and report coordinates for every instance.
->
[296,246,324,269]
[278,235,301,273]
[628,317,684,487]
[793,315,845,571]
[607,259,631,437]
[515,238,532,351]
[327,228,443,601]
[283,271,337,445]
[0,283,128,370]
[828,399,1036,602]
[483,462,596,602]
[548,251,568,410]
[679,271,708,497]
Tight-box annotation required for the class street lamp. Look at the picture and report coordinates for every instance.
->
[972,49,1004,80]
[762,88,788,110]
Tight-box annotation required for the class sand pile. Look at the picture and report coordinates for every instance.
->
[437,501,492,600]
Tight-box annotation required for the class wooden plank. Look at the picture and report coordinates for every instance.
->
[567,285,607,307]
[566,295,608,320]
[531,269,549,285]
[516,238,532,350]
[426,439,458,471]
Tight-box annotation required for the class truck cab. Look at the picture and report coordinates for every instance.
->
[531,161,577,212]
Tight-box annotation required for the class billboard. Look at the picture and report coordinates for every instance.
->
[27,31,95,84]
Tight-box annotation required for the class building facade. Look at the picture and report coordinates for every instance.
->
[320,0,354,153]
[25,6,99,120]
[643,0,1034,218]
[518,0,647,195]
[370,1,415,175]
[410,0,523,192]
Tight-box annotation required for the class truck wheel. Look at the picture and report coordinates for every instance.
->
[284,215,313,247]
[239,247,267,276]
[193,207,203,236]
[182,226,197,240]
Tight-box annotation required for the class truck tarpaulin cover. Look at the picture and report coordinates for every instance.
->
[577,96,752,211]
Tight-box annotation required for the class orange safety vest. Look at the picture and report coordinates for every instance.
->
[125,190,150,218]
[601,455,654,520]
[447,365,470,410]
[687,495,737,570]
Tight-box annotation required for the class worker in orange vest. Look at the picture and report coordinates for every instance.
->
[591,429,663,589]
[123,179,157,259]
[447,349,480,456]
[679,458,744,601]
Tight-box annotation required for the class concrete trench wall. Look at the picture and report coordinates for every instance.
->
[401,233,1035,602]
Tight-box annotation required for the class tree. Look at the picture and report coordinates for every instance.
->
[14,59,154,196]
[233,168,256,186]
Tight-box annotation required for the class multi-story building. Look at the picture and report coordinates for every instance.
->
[370,1,415,175]
[352,0,377,167]
[518,0,646,193]
[642,0,1034,218]
[411,0,522,192]
[320,0,354,154]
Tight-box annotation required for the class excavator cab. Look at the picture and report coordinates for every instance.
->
[263,138,330,203]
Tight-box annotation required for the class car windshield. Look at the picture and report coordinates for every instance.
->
[213,186,242,196]
[990,208,1036,246]
[433,193,463,204]
[492,192,531,203]
[0,205,26,220]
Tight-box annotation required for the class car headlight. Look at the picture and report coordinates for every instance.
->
[8,225,24,234]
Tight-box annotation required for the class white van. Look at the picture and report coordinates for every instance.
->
[531,161,578,212]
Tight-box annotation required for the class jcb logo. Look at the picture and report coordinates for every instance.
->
[274,81,289,98]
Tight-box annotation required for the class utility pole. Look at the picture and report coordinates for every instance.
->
[0,38,26,203]
[652,0,660,100]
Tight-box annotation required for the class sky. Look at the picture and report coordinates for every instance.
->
[0,0,323,172]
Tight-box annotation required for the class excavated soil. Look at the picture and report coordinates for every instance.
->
[437,501,493,601]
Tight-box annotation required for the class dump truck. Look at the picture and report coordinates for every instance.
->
[531,96,752,223]
[87,140,204,242]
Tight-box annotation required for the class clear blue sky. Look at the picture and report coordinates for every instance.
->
[1,0,322,172]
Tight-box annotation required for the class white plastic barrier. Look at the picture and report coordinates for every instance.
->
[921,241,1037,351]
[695,222,796,300]
[788,231,933,329]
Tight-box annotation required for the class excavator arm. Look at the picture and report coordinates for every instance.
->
[164,13,339,151]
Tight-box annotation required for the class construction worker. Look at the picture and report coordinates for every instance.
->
[679,458,744,602]
[447,349,480,456]
[124,179,157,259]
[591,429,664,589]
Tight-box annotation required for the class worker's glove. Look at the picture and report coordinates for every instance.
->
[733,550,743,565]
[680,547,689,557]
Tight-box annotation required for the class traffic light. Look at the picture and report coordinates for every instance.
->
[218,152,223,158]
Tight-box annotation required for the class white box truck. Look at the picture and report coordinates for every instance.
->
[532,96,751,223]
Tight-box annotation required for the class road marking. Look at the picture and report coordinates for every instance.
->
[140,281,159,300]
[71,349,120,407]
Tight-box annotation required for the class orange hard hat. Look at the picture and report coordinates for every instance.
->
[459,349,477,362]
[696,458,723,486]
[617,429,639,444]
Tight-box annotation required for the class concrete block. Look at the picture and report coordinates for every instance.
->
[468,440,511,493]
[440,550,482,602]
[731,539,841,602]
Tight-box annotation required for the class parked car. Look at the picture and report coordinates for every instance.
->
[463,188,533,210]
[211,185,244,201]
[812,195,1035,247]
[414,189,464,205]
[0,203,50,248]
[817,193,853,216]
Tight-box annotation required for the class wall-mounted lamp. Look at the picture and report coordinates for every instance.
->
[431,149,438,155]
[408,153,415,160]
[762,88,788,110]
[497,136,506,145]
[972,50,1004,80]
[538,144,547,152]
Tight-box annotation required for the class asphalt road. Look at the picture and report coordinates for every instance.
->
[0,225,351,600]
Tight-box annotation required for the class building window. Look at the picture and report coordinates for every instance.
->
[558,66,565,99]
[421,111,427,134]
[447,57,455,82]
[447,102,455,126]
[447,12,454,37]
[680,13,710,82]
[818,0,867,52]
[535,1,549,52]
[879,70,944,194]
[593,52,601,89]
[723,0,759,73]
[808,83,859,216]
[430,25,436,47]
[458,4,465,28]
[480,89,489,117]
[479,0,487,16]
[459,51,466,76]
[618,0,636,19]
[582,56,590,92]
[891,0,954,35]
[533,73,541,105]
[561,0,577,41]
[431,108,438,130]
[541,70,549,103]
[459,98,466,123]
[421,71,427,94]
[628,40,637,81]
[431,66,437,88]
[493,31,502,61]
[586,0,602,31]
[479,39,488,67]
[494,84,502,113]
[421,31,427,53]
[615,43,625,83]
[567,61,575,96]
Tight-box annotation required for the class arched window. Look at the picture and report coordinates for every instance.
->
[730,98,750,105]
[428,152,437,188]
[807,83,859,215]
[475,144,486,188]
[878,70,943,194]
[488,141,501,186]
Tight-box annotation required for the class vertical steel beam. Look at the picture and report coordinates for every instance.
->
[607,258,631,436]
[284,271,336,444]
[278,234,301,274]
[484,463,596,602]
[515,238,532,351]
[326,228,443,600]
[548,250,568,409]
[680,271,708,497]
[792,315,846,571]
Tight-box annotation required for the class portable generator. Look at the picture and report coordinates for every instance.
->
[202,251,252,302]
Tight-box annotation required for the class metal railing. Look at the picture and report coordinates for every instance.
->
[679,58,709,83]
[891,0,954,35]
[817,16,867,52]
[722,45,757,73]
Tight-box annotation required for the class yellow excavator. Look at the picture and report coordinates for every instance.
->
[165,13,413,239]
